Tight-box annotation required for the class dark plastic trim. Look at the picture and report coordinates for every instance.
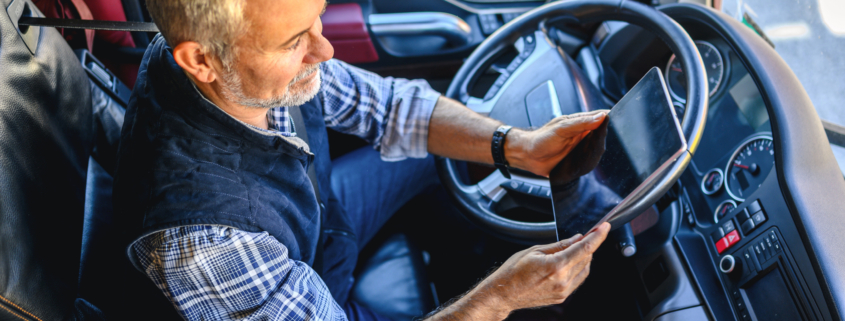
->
[661,4,845,320]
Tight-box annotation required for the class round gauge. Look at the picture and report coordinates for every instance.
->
[701,168,724,195]
[665,41,725,103]
[725,134,775,202]
[714,200,737,223]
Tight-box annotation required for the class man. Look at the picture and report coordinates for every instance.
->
[112,0,611,320]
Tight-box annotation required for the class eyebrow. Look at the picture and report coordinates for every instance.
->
[278,0,328,49]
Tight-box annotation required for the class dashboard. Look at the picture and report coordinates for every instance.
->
[574,6,844,321]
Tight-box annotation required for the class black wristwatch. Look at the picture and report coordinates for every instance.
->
[492,125,513,178]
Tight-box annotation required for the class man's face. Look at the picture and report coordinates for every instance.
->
[218,0,333,108]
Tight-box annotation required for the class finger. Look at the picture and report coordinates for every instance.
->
[553,111,607,137]
[560,263,591,299]
[554,222,610,263]
[534,233,583,255]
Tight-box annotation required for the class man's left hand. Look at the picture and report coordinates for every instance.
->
[505,110,608,177]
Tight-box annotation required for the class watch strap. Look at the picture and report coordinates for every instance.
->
[492,125,513,179]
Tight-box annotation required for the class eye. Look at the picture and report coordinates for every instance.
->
[288,37,303,51]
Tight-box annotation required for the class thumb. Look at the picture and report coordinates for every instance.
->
[535,233,583,255]
[554,111,606,137]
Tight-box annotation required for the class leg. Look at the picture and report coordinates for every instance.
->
[331,147,438,250]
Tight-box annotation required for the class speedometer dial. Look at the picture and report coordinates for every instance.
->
[725,134,775,201]
[665,41,725,103]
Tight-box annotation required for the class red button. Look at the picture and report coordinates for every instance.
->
[716,237,730,253]
[716,230,741,254]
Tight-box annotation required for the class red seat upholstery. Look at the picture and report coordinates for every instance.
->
[84,0,140,87]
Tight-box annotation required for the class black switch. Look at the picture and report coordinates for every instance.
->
[722,219,736,234]
[741,219,755,235]
[711,227,725,242]
[737,209,751,223]
[752,211,767,225]
[747,200,763,214]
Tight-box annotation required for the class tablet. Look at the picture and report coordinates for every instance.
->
[550,67,687,240]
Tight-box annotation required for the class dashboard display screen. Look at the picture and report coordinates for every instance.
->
[692,73,770,170]
[549,68,686,240]
[744,267,802,320]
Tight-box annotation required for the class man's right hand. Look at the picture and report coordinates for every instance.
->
[425,222,611,321]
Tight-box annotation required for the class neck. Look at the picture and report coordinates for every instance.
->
[191,77,270,130]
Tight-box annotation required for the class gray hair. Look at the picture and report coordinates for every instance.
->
[146,0,247,68]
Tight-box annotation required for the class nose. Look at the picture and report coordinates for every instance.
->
[304,18,334,64]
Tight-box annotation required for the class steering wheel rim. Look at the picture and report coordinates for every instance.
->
[437,0,708,243]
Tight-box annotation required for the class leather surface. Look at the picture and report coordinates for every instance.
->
[322,3,378,64]
[352,234,436,321]
[0,0,94,319]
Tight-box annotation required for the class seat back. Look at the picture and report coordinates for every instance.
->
[0,0,116,319]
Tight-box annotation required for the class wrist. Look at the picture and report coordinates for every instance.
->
[503,128,530,171]
[465,282,515,320]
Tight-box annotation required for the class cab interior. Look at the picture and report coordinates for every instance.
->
[1,0,844,320]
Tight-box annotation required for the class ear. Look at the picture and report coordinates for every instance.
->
[172,41,219,83]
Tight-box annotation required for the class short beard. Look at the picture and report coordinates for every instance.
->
[219,62,322,108]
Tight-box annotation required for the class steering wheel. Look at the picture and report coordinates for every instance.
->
[436,0,708,243]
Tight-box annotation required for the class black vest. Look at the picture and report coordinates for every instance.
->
[113,35,359,309]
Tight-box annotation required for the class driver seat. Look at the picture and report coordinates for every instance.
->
[0,1,436,319]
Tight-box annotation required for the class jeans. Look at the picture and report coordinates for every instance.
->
[331,147,439,321]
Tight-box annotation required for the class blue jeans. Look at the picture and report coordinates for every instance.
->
[331,147,439,321]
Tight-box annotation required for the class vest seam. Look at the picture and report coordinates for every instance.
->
[160,150,238,174]
[152,169,241,184]
[172,189,250,202]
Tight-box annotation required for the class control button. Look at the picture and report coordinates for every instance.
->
[747,200,763,214]
[521,183,539,195]
[752,211,767,225]
[746,247,762,271]
[741,219,756,235]
[720,254,738,274]
[722,219,736,234]
[539,187,551,198]
[735,299,746,311]
[760,240,770,260]
[494,73,509,86]
[711,227,725,242]
[769,230,778,242]
[506,56,524,73]
[737,208,751,223]
[739,310,751,321]
[484,84,501,100]
[716,231,741,254]
[716,237,731,254]
[732,289,741,299]
[725,230,740,247]
[501,180,523,191]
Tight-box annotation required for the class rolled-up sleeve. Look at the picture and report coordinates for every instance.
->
[320,59,441,161]
[131,225,347,321]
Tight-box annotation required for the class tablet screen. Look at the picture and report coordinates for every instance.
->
[550,67,686,240]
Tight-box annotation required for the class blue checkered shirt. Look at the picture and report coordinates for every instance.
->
[131,59,440,320]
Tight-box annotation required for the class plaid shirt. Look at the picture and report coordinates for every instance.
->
[132,59,440,320]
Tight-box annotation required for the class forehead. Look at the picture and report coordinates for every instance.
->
[243,0,326,42]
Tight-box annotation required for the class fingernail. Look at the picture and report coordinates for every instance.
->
[592,113,604,121]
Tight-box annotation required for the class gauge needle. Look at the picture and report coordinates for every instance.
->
[734,164,750,170]
[671,66,683,72]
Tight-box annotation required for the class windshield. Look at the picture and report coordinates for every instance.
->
[720,0,845,174]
